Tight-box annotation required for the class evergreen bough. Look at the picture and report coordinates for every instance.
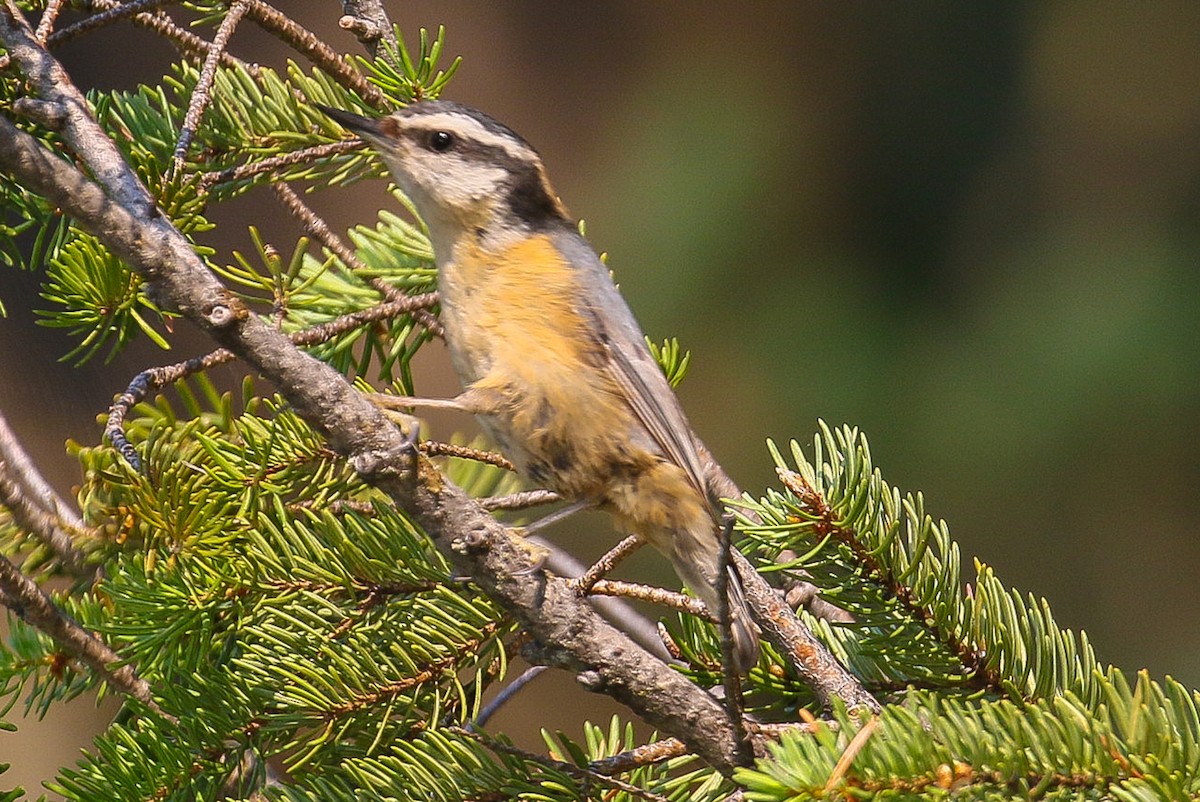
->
[0,3,1194,800]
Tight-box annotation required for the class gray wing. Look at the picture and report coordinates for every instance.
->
[553,231,711,499]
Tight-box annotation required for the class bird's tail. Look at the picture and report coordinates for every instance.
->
[673,552,760,675]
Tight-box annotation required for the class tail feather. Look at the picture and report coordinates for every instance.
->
[724,565,760,675]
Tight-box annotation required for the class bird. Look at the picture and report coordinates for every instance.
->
[319,100,760,674]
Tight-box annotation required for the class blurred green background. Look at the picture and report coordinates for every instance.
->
[2,1,1198,793]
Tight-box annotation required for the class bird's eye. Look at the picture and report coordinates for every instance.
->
[428,130,455,152]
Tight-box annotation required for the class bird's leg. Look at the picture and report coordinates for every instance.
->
[517,497,593,536]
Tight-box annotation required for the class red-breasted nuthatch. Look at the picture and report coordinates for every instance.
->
[321,100,760,673]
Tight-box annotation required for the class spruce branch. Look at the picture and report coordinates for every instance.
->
[105,293,440,470]
[270,181,445,337]
[244,0,387,109]
[0,550,159,712]
[0,10,754,771]
[45,0,178,48]
[171,0,249,172]
[0,414,95,587]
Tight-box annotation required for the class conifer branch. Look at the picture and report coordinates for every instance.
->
[171,0,249,172]
[0,413,92,578]
[776,466,992,690]
[105,292,440,468]
[79,0,246,72]
[243,0,387,108]
[199,140,362,191]
[45,0,177,48]
[587,579,711,619]
[449,726,675,802]
[0,12,754,771]
[271,181,445,336]
[0,550,160,712]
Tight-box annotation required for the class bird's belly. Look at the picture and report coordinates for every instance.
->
[437,236,637,497]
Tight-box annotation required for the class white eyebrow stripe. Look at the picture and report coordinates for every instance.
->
[404,112,535,162]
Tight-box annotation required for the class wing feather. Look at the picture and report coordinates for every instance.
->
[554,232,712,500]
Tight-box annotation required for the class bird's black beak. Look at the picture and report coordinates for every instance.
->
[314,104,383,139]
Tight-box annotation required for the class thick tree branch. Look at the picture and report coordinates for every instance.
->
[0,6,751,771]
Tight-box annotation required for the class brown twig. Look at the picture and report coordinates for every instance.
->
[32,0,63,42]
[450,726,673,802]
[478,489,561,512]
[46,0,177,48]
[589,720,827,777]
[271,181,445,337]
[574,533,643,594]
[243,0,387,109]
[0,459,92,576]
[80,0,246,71]
[106,293,439,469]
[587,579,710,619]
[0,410,83,533]
[418,440,514,471]
[172,0,248,172]
[199,139,363,192]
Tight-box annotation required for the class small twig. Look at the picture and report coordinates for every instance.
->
[338,0,397,60]
[32,0,63,42]
[291,292,439,347]
[199,140,363,191]
[172,0,249,172]
[80,0,247,72]
[107,293,440,469]
[479,489,561,512]
[468,664,548,730]
[777,550,855,624]
[574,533,643,594]
[589,721,827,777]
[527,536,668,661]
[588,579,710,620]
[419,440,514,471]
[0,412,91,574]
[0,552,164,716]
[46,0,177,48]
[0,460,92,576]
[589,737,690,776]
[450,726,672,802]
[0,410,82,532]
[733,550,881,714]
[243,0,387,109]
[271,182,445,337]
